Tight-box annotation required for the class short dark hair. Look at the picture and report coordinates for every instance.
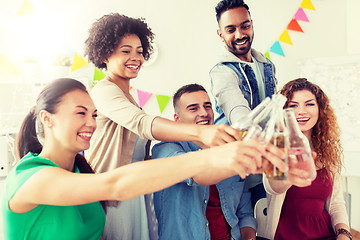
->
[215,0,250,23]
[84,13,154,70]
[173,84,207,112]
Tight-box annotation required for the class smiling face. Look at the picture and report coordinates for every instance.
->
[174,91,214,125]
[287,90,319,138]
[105,34,144,81]
[217,7,254,62]
[46,89,97,154]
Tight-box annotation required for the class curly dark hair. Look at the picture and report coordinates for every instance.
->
[84,13,154,70]
[215,0,250,23]
[280,78,343,180]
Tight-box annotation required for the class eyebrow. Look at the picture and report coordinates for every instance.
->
[224,20,251,29]
[186,103,199,109]
[75,105,97,113]
[119,45,143,49]
[186,102,212,109]
[289,99,316,104]
[76,105,88,110]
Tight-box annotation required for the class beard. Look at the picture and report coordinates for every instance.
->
[223,34,254,58]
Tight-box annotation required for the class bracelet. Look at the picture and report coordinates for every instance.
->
[336,228,352,240]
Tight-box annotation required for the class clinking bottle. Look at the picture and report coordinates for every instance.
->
[264,107,289,180]
[231,97,271,139]
[243,94,287,144]
[284,108,317,181]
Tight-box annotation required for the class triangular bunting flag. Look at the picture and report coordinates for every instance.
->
[269,41,285,57]
[294,8,309,22]
[129,86,133,91]
[300,0,315,10]
[92,68,106,86]
[137,89,153,108]
[287,19,304,32]
[0,54,20,76]
[16,0,34,16]
[156,94,171,113]
[279,30,293,45]
[71,53,88,72]
[264,52,271,61]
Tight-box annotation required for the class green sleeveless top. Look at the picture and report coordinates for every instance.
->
[2,153,105,240]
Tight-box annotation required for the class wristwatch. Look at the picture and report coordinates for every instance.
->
[336,228,352,240]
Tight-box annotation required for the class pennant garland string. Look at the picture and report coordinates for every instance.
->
[68,0,316,112]
[266,0,315,59]
[72,60,173,114]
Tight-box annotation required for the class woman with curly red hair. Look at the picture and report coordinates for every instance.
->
[263,78,351,240]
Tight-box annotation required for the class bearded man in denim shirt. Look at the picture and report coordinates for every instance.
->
[152,84,257,240]
[210,0,278,208]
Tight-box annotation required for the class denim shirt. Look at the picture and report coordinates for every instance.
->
[210,48,277,126]
[152,141,256,240]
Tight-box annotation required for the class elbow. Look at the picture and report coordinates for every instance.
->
[103,174,135,201]
[112,188,133,201]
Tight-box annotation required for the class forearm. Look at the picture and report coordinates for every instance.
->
[193,169,237,185]
[151,117,241,147]
[335,223,350,232]
[106,150,211,200]
[151,117,202,143]
[335,223,352,240]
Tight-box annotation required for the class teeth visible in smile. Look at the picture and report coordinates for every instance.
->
[78,132,92,137]
[127,65,139,69]
[297,118,310,122]
[235,40,247,45]
[197,120,209,125]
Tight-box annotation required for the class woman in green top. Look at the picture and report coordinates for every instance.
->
[2,78,286,239]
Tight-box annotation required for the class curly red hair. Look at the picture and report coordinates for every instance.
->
[280,78,343,179]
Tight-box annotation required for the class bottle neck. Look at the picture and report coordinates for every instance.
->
[285,109,303,135]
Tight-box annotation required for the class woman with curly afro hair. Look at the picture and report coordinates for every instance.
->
[83,13,245,240]
[263,78,351,240]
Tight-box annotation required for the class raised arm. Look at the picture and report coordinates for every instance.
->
[10,141,271,213]
[210,64,251,125]
[152,140,287,186]
[151,117,242,147]
[92,80,242,147]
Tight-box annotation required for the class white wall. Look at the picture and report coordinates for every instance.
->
[0,0,359,232]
